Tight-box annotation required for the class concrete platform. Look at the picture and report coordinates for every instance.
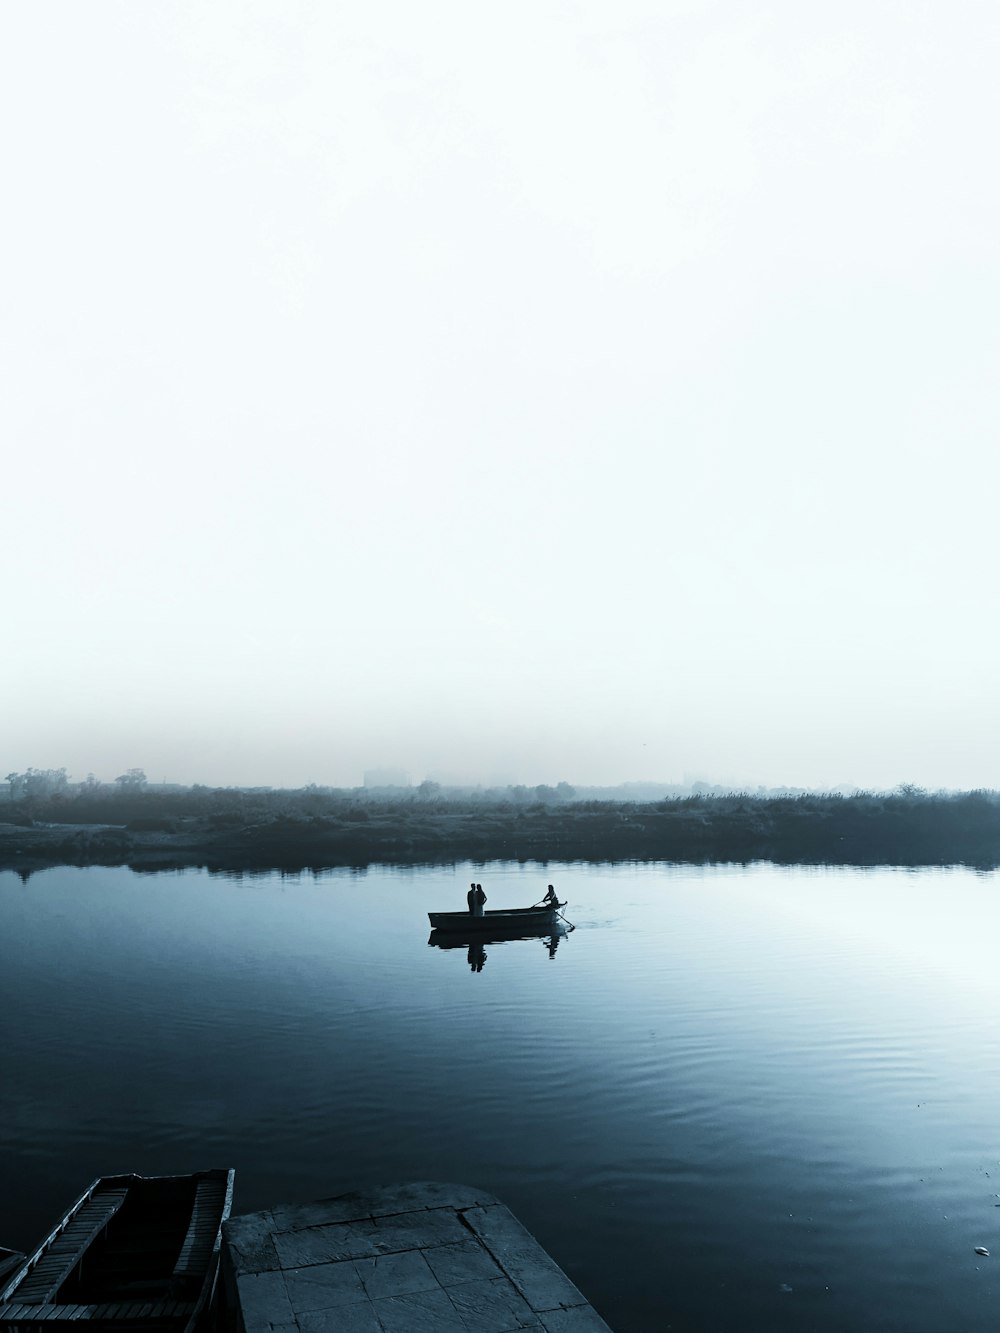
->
[221,1182,612,1332]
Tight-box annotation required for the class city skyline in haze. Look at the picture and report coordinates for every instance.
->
[4,3,999,795]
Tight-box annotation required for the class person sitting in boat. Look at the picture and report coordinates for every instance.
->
[542,884,558,906]
[473,883,487,917]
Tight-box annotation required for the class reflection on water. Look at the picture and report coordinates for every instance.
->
[428,923,569,974]
[3,861,1000,1332]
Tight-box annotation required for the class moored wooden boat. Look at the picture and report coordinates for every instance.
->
[0,1169,234,1332]
[428,901,565,932]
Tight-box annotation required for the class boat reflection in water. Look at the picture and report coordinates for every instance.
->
[428,922,570,973]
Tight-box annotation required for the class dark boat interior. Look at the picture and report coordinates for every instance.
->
[56,1178,195,1305]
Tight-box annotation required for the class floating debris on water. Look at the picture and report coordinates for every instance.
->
[974,1247,990,1257]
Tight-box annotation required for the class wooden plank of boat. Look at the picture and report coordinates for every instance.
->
[0,1170,234,1333]
[0,1299,197,1322]
[428,901,565,931]
[10,1190,130,1303]
[171,1176,231,1280]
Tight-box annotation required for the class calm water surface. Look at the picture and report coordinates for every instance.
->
[2,861,1000,1332]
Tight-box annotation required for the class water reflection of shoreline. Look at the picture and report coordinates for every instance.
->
[428,924,568,973]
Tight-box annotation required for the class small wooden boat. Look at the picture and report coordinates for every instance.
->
[0,1169,234,1332]
[428,901,566,932]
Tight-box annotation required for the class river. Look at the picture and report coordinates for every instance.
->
[2,861,999,1331]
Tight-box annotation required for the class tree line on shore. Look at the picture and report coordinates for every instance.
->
[2,772,999,868]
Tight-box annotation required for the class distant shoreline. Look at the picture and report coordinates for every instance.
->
[1,788,998,873]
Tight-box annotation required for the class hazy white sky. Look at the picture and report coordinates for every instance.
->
[3,1,998,790]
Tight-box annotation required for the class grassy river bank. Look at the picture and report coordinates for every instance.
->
[2,786,999,873]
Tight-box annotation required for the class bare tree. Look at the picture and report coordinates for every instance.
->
[5,768,69,800]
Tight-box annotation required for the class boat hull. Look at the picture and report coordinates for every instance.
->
[0,1170,234,1333]
[427,902,564,932]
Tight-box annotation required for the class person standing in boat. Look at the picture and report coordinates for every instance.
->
[473,883,487,917]
[467,882,477,914]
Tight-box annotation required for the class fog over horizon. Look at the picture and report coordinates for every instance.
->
[5,3,999,796]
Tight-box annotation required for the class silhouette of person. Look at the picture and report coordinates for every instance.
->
[543,884,558,906]
[467,882,477,914]
[473,883,487,917]
[468,943,487,972]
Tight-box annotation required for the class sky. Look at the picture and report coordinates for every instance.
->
[3,1,999,791]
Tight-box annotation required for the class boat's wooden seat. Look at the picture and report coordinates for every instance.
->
[0,1297,196,1322]
[170,1179,225,1280]
[11,1191,129,1305]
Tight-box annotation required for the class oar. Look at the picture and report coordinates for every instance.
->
[532,895,564,910]
[531,892,575,930]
